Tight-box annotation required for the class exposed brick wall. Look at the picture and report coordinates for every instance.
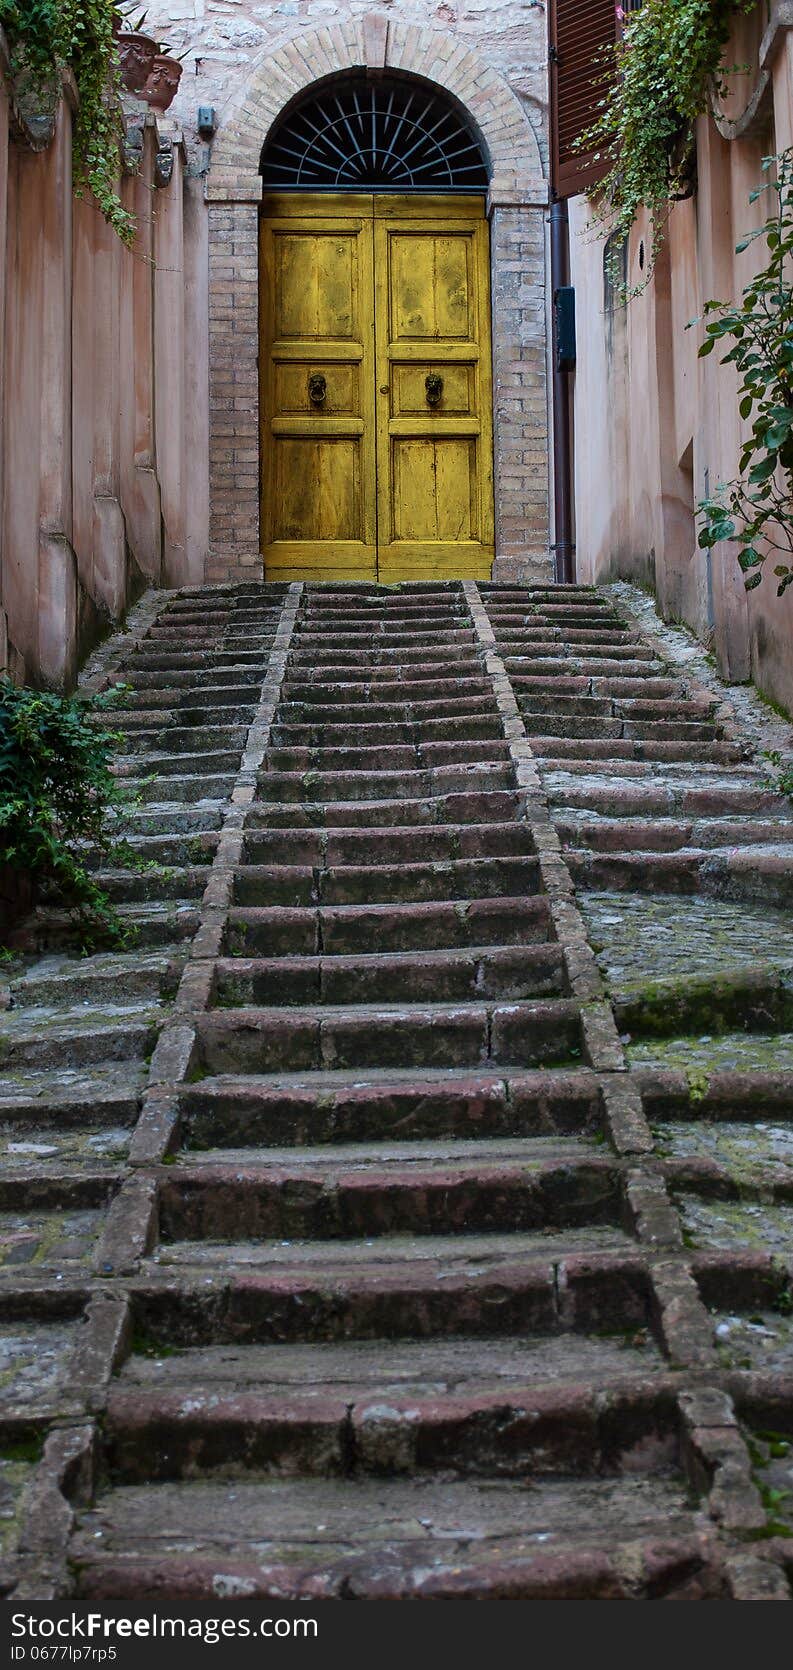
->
[491,205,550,580]
[145,4,552,584]
[207,203,260,583]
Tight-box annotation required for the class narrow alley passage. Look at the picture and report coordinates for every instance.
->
[1,582,792,1601]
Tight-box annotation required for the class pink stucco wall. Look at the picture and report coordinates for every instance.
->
[570,2,793,717]
[0,50,208,690]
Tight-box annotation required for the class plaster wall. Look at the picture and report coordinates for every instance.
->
[571,2,793,717]
[0,70,204,689]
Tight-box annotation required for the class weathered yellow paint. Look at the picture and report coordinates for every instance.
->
[260,193,494,583]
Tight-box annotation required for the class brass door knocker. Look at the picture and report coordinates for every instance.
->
[308,372,328,406]
[425,373,444,407]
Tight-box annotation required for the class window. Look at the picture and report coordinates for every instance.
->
[260,74,489,193]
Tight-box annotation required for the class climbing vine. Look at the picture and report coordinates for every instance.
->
[695,151,793,600]
[581,0,753,284]
[0,679,129,946]
[0,0,133,244]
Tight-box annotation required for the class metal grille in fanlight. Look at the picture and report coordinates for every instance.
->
[260,76,489,192]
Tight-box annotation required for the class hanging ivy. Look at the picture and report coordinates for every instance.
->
[581,0,754,285]
[0,0,134,245]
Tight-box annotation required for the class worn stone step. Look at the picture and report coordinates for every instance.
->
[242,821,534,868]
[179,1068,603,1149]
[232,855,541,908]
[246,790,524,830]
[86,833,219,869]
[213,944,565,1006]
[264,740,509,774]
[0,1007,159,1069]
[269,717,505,746]
[93,867,210,904]
[223,896,552,957]
[130,775,235,805]
[527,737,743,764]
[546,781,791,818]
[8,952,183,1009]
[255,764,514,804]
[103,1367,675,1485]
[196,999,583,1074]
[0,1062,145,1127]
[568,845,793,903]
[556,815,791,853]
[115,749,241,778]
[157,1147,621,1243]
[519,712,719,743]
[134,1240,642,1336]
[277,696,498,726]
[71,1470,714,1599]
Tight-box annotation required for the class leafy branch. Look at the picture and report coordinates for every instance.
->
[694,150,793,599]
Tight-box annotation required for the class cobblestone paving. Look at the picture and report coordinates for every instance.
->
[1,581,792,1601]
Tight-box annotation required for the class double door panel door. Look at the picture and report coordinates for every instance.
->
[260,192,494,583]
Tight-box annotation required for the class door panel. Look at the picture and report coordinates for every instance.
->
[375,198,494,584]
[260,192,494,582]
[260,198,376,580]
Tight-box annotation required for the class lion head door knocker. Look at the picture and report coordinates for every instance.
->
[308,372,328,407]
[425,373,444,408]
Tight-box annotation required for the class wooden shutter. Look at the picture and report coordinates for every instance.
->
[550,0,619,199]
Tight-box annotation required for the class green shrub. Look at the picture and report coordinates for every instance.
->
[0,678,129,945]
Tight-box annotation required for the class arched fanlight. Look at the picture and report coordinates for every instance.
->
[260,74,489,192]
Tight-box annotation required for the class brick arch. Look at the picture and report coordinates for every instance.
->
[207,15,544,203]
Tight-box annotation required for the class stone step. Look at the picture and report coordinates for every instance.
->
[568,845,793,902]
[156,1146,620,1244]
[276,696,499,724]
[0,1062,146,1127]
[269,717,505,746]
[527,737,744,764]
[0,1007,159,1069]
[557,815,791,852]
[8,952,183,1009]
[71,1470,714,1599]
[264,740,510,773]
[255,764,514,803]
[196,999,583,1074]
[223,896,552,958]
[213,944,565,1005]
[546,782,791,818]
[241,821,535,867]
[179,1067,602,1148]
[93,867,210,904]
[231,855,542,907]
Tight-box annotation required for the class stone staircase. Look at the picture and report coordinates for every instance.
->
[1,582,792,1602]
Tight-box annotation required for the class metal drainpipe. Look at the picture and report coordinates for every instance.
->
[550,196,575,584]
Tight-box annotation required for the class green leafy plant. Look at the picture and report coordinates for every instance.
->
[0,678,130,946]
[581,0,752,285]
[0,0,134,244]
[695,150,793,599]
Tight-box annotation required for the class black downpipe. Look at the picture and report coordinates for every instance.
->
[550,197,575,584]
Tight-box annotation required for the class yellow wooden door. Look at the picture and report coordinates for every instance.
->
[260,193,494,582]
[260,195,377,581]
[374,196,494,584]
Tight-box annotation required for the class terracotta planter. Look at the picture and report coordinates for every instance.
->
[142,54,183,112]
[118,31,158,94]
